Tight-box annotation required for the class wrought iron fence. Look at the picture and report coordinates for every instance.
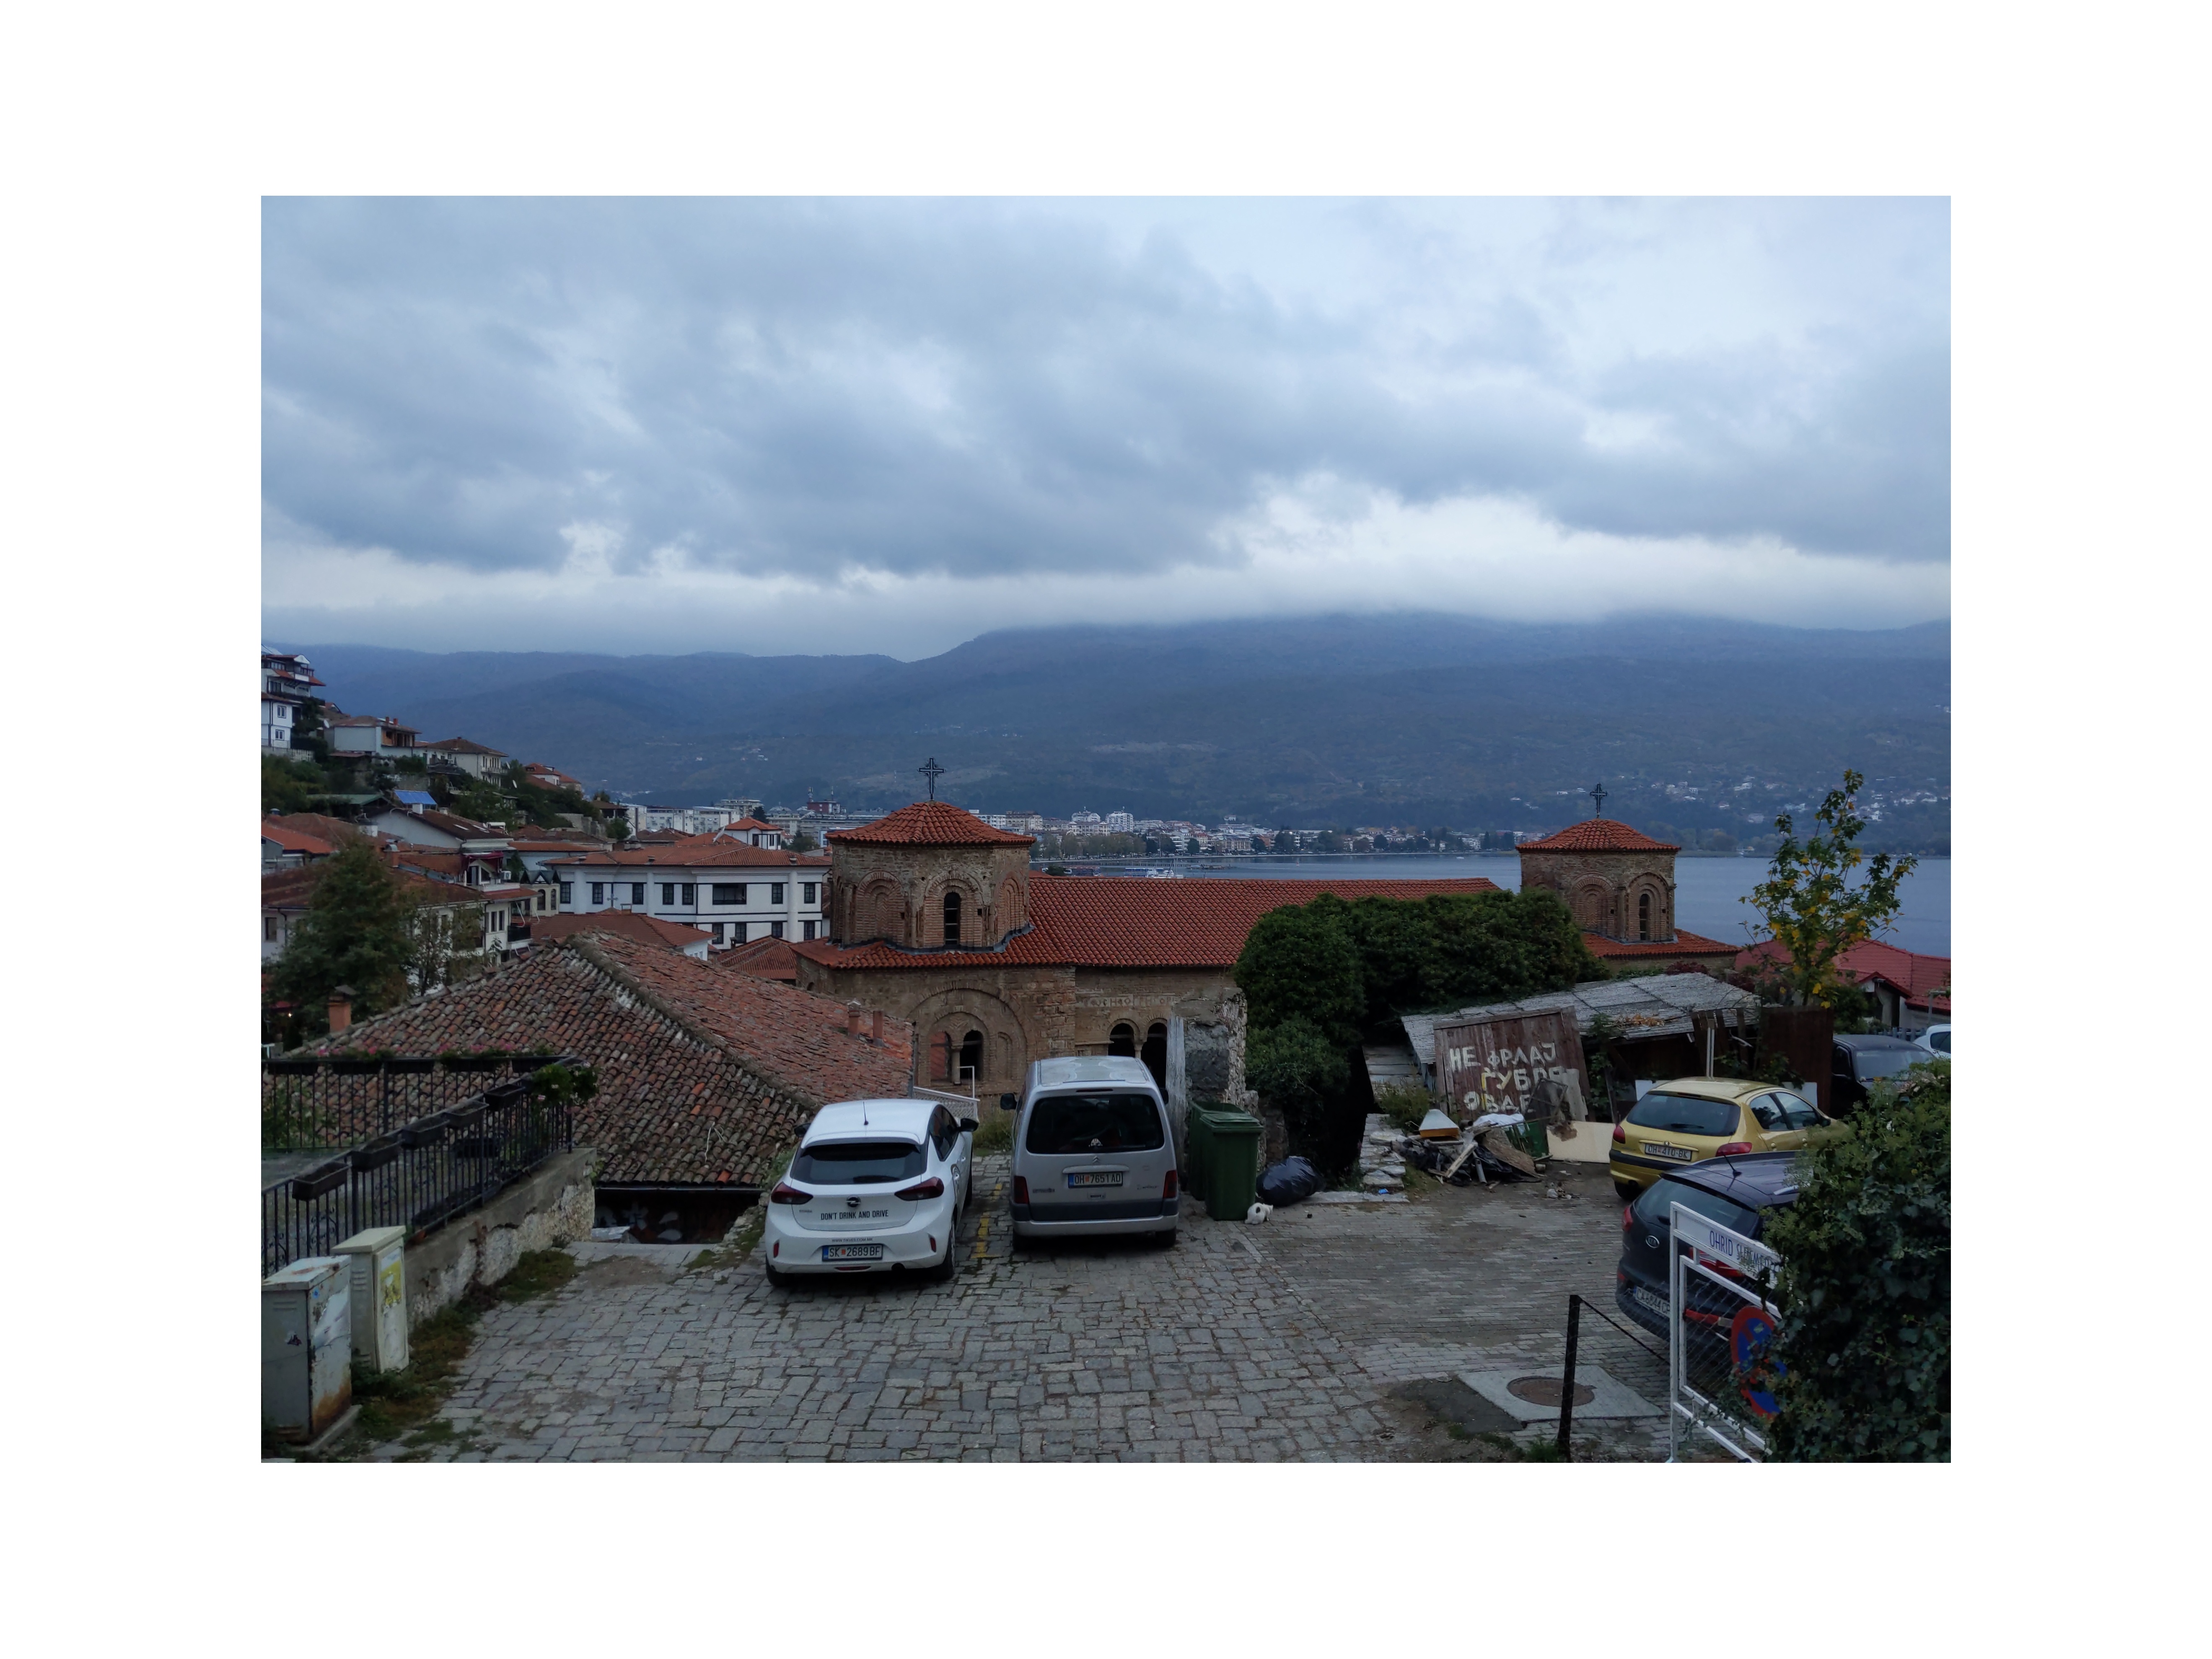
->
[261,1051,567,1150]
[259,1071,579,1278]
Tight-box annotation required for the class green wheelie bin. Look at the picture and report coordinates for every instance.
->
[1202,1110,1264,1222]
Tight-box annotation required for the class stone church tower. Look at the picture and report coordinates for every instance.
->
[824,800,1036,950]
[1516,817,1681,944]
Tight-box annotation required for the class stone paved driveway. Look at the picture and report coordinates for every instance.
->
[368,1154,1672,1462]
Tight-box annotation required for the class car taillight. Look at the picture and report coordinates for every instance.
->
[1611,1121,1626,1143]
[1715,1142,1753,1157]
[1163,1168,1179,1200]
[1623,1204,1634,1230]
[769,1180,812,1205]
[896,1177,945,1201]
[1013,1175,1030,1204]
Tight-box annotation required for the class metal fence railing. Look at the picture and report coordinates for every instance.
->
[1667,1202,1783,1462]
[259,1075,577,1279]
[261,1052,571,1152]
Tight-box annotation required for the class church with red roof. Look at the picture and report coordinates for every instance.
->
[1515,815,1737,970]
[792,799,1505,1098]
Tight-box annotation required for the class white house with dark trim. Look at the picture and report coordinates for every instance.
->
[550,841,829,949]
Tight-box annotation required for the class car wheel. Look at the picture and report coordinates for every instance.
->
[927,1218,958,1283]
[1152,1228,1178,1250]
[765,1260,790,1288]
[1613,1180,1640,1203]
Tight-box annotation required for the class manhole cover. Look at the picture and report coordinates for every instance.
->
[1506,1376,1595,1408]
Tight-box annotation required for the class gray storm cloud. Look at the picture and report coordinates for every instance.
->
[262,197,1948,647]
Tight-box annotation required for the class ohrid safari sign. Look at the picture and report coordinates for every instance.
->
[1435,1009,1588,1119]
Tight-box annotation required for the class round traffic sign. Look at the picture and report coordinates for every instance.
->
[1729,1304,1784,1419]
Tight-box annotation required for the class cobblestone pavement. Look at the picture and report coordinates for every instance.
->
[361,1154,1676,1462]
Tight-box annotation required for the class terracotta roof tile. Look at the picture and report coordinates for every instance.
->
[532,911,711,953]
[826,801,1036,847]
[261,820,334,857]
[1518,818,1681,853]
[793,874,1505,971]
[308,936,913,1184]
[1736,938,1950,1005]
[718,934,801,982]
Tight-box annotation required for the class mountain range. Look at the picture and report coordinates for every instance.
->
[272,612,1950,845]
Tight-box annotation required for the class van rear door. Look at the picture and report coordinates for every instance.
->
[1021,1090,1172,1219]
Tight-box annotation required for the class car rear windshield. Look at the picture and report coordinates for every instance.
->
[1026,1092,1165,1155]
[1852,1047,1922,1082]
[790,1139,926,1185]
[1925,1030,1950,1053]
[1624,1092,1741,1138]
[1634,1178,1761,1237]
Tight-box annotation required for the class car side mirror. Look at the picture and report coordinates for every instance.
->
[999,1094,1017,1111]
[958,1117,979,1133]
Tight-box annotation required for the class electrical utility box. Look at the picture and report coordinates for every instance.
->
[333,1227,409,1373]
[262,1257,352,1442]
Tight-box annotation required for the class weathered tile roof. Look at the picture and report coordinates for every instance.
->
[422,736,507,756]
[533,911,710,953]
[262,820,334,857]
[719,934,800,982]
[793,874,1505,971]
[307,935,914,1184]
[1518,818,1681,853]
[826,801,1036,847]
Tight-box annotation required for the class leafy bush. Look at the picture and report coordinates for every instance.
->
[1762,1061,1950,1461]
[971,1112,1014,1155]
[1244,1015,1350,1151]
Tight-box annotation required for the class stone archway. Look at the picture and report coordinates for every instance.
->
[909,986,1030,1095]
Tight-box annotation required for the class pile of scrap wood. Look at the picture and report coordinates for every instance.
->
[1398,1113,1539,1187]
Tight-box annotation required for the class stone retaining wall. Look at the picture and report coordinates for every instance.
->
[404,1148,596,1328]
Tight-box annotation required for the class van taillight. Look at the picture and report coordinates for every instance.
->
[1163,1168,1179,1200]
[769,1181,811,1205]
[1013,1175,1030,1204]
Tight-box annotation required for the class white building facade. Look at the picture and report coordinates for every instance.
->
[550,845,831,948]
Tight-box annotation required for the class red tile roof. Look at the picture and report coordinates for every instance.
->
[533,911,712,954]
[1737,939,1951,1007]
[793,873,1505,971]
[265,812,376,849]
[1518,818,1681,853]
[422,736,507,756]
[262,856,472,912]
[307,934,913,1183]
[261,820,335,857]
[827,801,1036,847]
[1585,929,1736,959]
[550,844,829,869]
[719,934,801,982]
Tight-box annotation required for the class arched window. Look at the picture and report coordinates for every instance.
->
[1108,1022,1137,1058]
[1637,890,1652,941]
[959,1029,984,1084]
[943,890,962,945]
[1142,1022,1168,1090]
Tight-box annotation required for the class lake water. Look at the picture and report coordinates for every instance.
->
[1157,854,1951,958]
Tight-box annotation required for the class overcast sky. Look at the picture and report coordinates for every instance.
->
[262,197,1948,659]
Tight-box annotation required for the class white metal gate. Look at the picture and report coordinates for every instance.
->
[1668,1202,1784,1462]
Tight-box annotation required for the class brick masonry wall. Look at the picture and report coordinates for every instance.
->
[829,842,1031,948]
[1518,848,1677,941]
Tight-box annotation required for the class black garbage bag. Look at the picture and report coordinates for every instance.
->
[1257,1156,1324,1206]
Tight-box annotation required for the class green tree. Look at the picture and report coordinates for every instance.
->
[1235,893,1365,1047]
[1242,1016,1349,1147]
[1745,769,1917,1007]
[269,838,417,1033]
[1416,888,1606,1009]
[404,895,488,994]
[262,755,324,814]
[788,828,818,852]
[1762,1061,1950,1461]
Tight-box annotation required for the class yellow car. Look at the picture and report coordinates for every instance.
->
[1608,1077,1841,1201]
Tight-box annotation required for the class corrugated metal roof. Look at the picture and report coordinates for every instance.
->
[1400,973,1760,1060]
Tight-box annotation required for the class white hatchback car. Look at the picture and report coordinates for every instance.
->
[764,1098,975,1284]
[1009,1056,1180,1246]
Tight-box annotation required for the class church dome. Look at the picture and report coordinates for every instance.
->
[1517,818,1680,853]
[826,802,1036,847]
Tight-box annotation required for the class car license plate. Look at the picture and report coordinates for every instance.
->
[1633,1286,1668,1315]
[821,1243,884,1262]
[1645,1142,1694,1162]
[1066,1171,1124,1188]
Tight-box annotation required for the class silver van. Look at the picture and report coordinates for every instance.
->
[1008,1056,1180,1246]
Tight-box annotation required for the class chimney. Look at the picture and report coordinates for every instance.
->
[871,1009,886,1045]
[327,985,355,1033]
[846,1001,864,1037]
